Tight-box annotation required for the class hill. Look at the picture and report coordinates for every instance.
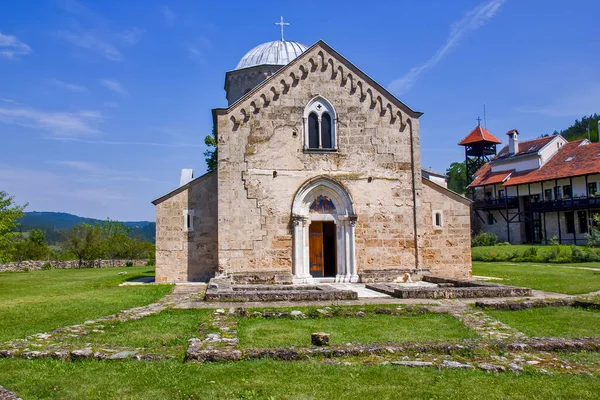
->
[543,114,599,142]
[18,212,156,244]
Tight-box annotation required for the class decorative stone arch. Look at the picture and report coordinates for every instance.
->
[302,95,338,151]
[291,176,358,283]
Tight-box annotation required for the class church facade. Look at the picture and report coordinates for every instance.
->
[152,39,472,283]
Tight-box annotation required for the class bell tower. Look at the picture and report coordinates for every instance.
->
[458,120,502,198]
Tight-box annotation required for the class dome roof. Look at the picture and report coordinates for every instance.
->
[235,40,308,70]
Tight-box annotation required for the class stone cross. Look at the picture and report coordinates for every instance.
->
[476,116,482,126]
[275,16,289,41]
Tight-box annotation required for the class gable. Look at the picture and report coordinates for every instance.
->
[213,40,422,130]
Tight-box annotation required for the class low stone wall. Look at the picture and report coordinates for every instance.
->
[0,259,149,273]
[359,268,431,283]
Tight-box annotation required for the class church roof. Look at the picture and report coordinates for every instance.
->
[235,40,308,70]
[458,126,502,146]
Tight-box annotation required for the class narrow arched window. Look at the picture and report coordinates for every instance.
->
[321,112,332,149]
[308,113,319,149]
[435,213,441,227]
[303,96,336,151]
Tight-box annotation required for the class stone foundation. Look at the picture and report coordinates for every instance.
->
[359,268,430,283]
[228,270,294,285]
[366,276,532,299]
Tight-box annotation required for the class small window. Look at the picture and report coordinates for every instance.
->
[554,186,562,199]
[588,182,597,196]
[528,145,537,151]
[498,190,505,199]
[565,156,575,162]
[183,210,195,232]
[565,211,575,234]
[432,210,443,229]
[308,112,319,149]
[563,185,572,198]
[544,189,553,201]
[487,213,495,225]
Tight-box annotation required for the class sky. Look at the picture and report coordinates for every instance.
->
[1,0,599,221]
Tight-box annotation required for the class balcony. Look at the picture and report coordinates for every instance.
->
[529,196,600,211]
[473,196,519,210]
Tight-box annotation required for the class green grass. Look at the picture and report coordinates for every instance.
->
[237,313,477,348]
[1,358,600,399]
[62,309,210,351]
[486,307,600,338]
[0,267,172,342]
[472,261,600,294]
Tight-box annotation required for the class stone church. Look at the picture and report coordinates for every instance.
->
[152,36,472,284]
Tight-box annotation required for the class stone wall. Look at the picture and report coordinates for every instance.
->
[155,172,218,283]
[421,179,472,278]
[0,259,147,273]
[214,42,425,276]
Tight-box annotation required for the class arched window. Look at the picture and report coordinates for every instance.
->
[308,112,319,149]
[433,210,443,229]
[303,96,336,150]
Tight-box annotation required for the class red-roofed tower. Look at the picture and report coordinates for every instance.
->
[458,120,502,197]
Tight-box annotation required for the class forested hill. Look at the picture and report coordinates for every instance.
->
[18,212,156,244]
[543,114,599,142]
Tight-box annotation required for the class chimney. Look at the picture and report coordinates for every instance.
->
[180,169,194,186]
[507,129,519,154]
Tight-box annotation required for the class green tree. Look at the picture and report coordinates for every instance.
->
[0,191,27,262]
[544,114,600,142]
[446,161,468,195]
[62,223,102,267]
[14,229,51,261]
[204,127,218,172]
[97,219,130,261]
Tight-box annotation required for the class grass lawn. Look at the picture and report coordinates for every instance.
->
[1,358,600,399]
[63,309,210,353]
[485,307,600,338]
[471,244,600,263]
[0,267,172,342]
[472,261,600,294]
[237,313,477,348]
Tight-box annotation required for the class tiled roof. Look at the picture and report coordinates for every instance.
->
[504,140,600,186]
[458,126,502,145]
[494,136,555,161]
[468,168,513,188]
[469,140,600,188]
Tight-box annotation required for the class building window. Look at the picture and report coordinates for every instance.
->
[498,190,505,199]
[544,189,553,201]
[183,210,195,232]
[565,211,575,234]
[303,96,336,150]
[487,213,495,225]
[563,185,572,199]
[578,211,588,233]
[432,210,443,229]
[554,186,562,200]
[588,182,598,196]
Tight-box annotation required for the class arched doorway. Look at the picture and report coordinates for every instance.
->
[291,177,358,283]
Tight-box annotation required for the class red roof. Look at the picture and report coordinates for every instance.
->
[504,140,600,186]
[468,168,513,188]
[458,126,502,146]
[469,140,600,188]
[494,136,555,161]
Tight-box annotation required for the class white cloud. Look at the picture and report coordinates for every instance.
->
[48,137,204,148]
[58,30,122,61]
[161,6,176,25]
[188,36,211,62]
[388,0,505,94]
[0,98,23,105]
[119,27,145,46]
[50,79,88,93]
[0,105,102,137]
[100,79,128,96]
[0,32,32,60]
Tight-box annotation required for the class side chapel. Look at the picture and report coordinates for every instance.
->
[152,28,472,283]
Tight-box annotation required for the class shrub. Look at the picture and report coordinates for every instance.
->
[146,259,156,267]
[472,232,498,247]
[40,262,53,270]
[497,242,511,246]
[125,261,134,267]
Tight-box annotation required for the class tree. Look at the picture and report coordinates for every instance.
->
[0,191,26,262]
[62,223,102,267]
[204,127,218,172]
[97,219,130,262]
[544,114,600,142]
[13,229,51,261]
[446,161,468,195]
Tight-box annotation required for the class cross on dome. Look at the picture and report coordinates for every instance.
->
[275,16,289,41]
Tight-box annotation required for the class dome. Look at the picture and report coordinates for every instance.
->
[235,40,308,70]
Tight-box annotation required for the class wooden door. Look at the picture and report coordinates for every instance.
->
[309,221,324,277]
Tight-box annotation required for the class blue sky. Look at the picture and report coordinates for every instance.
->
[1,0,599,221]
